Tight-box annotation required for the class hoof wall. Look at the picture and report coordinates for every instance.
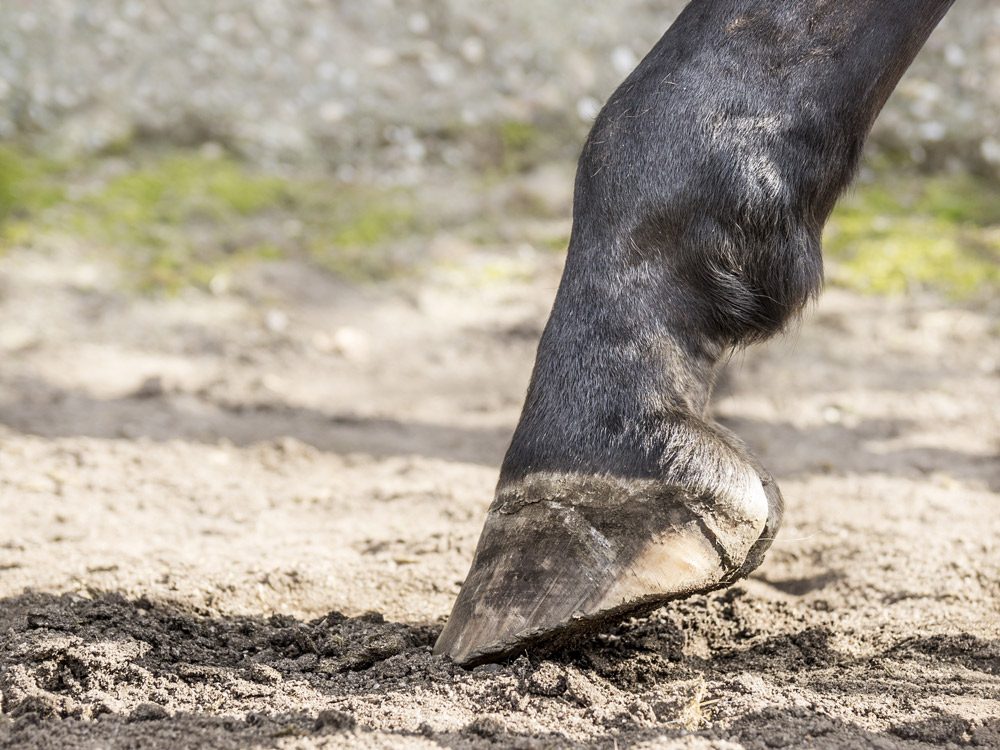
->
[434,475,769,666]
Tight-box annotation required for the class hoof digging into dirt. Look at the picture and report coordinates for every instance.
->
[1,575,998,748]
[435,471,776,666]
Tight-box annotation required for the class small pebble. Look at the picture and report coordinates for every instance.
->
[248,663,282,684]
[129,703,170,722]
[314,709,356,731]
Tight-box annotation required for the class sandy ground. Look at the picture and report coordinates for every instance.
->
[0,241,998,749]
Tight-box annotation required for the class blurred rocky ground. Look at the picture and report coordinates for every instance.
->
[0,0,998,176]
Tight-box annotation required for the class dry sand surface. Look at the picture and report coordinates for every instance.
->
[0,246,998,749]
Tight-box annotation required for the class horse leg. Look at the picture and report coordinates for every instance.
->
[435,0,955,666]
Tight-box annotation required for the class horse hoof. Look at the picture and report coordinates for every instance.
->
[434,472,774,666]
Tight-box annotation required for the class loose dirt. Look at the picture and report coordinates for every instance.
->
[0,243,998,749]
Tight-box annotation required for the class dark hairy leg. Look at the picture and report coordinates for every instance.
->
[435,0,955,666]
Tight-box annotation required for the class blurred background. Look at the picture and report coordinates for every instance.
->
[0,0,998,300]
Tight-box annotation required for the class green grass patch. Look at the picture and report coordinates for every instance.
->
[61,153,297,293]
[303,185,423,282]
[824,171,1000,300]
[0,147,429,292]
[0,146,69,222]
[93,153,291,219]
[496,120,544,175]
[455,117,583,177]
[0,147,23,223]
